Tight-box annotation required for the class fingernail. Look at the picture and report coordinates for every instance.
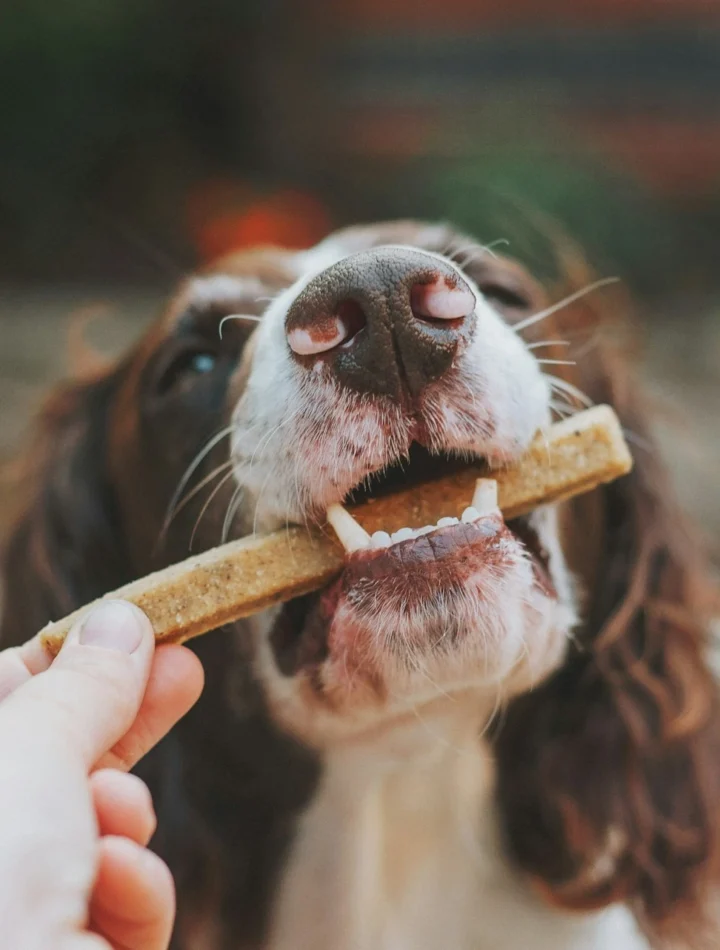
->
[79,601,144,653]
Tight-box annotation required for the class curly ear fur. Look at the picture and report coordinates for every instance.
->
[0,366,131,648]
[495,269,720,947]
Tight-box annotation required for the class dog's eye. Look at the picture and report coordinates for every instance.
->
[189,352,217,374]
[154,347,219,395]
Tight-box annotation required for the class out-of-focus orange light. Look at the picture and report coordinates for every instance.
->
[191,187,332,263]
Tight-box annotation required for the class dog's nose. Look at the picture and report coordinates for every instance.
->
[285,247,476,399]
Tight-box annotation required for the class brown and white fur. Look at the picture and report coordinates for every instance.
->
[2,221,719,950]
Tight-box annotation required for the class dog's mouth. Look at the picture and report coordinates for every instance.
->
[331,442,549,578]
[269,440,557,683]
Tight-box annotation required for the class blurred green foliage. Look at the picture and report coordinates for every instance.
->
[2,2,168,233]
[0,0,265,270]
[392,153,679,293]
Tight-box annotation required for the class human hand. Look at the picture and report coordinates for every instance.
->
[0,600,204,950]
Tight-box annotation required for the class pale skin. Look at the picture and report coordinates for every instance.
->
[0,599,205,950]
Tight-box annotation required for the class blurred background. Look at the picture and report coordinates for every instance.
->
[1,0,719,557]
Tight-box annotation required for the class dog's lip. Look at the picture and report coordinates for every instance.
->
[340,516,503,582]
[270,502,554,680]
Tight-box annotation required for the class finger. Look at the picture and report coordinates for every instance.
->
[59,936,112,950]
[96,644,203,772]
[91,770,156,846]
[90,836,175,950]
[0,635,54,703]
[0,600,155,769]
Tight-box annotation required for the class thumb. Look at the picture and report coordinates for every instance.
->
[0,601,155,769]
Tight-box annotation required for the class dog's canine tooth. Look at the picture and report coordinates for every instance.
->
[327,504,371,552]
[472,479,499,517]
[371,530,392,549]
[461,506,480,524]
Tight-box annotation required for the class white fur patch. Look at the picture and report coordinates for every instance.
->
[213,225,634,950]
[266,709,647,950]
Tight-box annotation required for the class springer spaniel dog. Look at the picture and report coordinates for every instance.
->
[2,221,719,950]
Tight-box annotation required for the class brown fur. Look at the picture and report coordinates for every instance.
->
[494,267,720,947]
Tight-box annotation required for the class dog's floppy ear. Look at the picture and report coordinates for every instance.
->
[495,274,720,946]
[1,368,131,648]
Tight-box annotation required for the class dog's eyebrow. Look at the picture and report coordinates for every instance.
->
[171,278,270,337]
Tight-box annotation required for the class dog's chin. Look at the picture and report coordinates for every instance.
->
[264,508,573,745]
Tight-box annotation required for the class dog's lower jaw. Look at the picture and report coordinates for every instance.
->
[255,598,574,750]
[254,507,577,748]
[264,701,648,950]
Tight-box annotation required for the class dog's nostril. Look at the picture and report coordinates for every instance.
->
[335,300,366,348]
[287,312,350,356]
[287,300,367,356]
[410,279,475,325]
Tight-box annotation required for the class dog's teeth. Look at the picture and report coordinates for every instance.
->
[416,525,435,536]
[461,506,480,523]
[326,504,371,552]
[437,516,459,528]
[371,530,392,549]
[391,527,415,544]
[472,478,500,517]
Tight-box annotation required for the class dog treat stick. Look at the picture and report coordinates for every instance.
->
[40,404,631,656]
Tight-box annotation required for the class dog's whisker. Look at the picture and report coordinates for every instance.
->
[458,249,484,269]
[458,242,503,269]
[485,237,510,252]
[165,426,235,536]
[446,242,482,264]
[549,399,575,420]
[537,427,552,465]
[527,340,571,351]
[222,483,246,543]
[407,652,440,693]
[622,428,654,454]
[513,277,619,335]
[251,467,279,539]
[407,700,477,759]
[480,675,509,741]
[571,328,604,360]
[536,359,577,367]
[218,313,262,339]
[244,406,306,536]
[246,407,302,473]
[189,469,237,550]
[549,394,581,413]
[544,374,594,408]
[158,460,235,544]
[476,237,510,261]
[452,238,510,269]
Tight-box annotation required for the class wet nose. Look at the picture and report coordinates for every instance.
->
[285,247,476,399]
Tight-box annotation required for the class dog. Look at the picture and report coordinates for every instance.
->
[2,220,719,949]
